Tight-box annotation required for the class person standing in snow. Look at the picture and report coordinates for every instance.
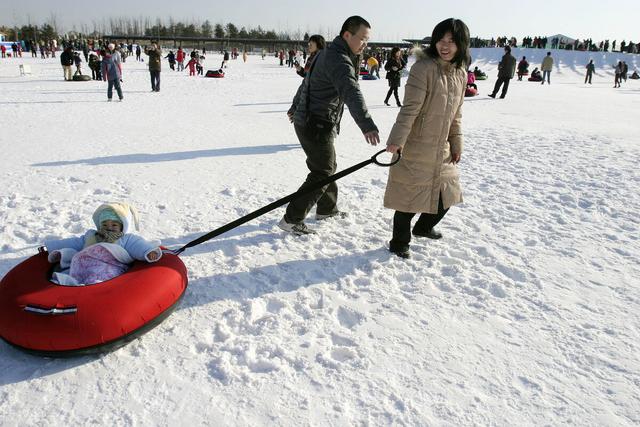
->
[384,18,470,259]
[145,43,162,92]
[384,47,406,107]
[585,59,595,84]
[222,50,230,68]
[614,61,623,88]
[60,46,74,81]
[489,45,516,98]
[176,47,185,71]
[101,48,123,101]
[73,52,83,76]
[197,55,205,76]
[186,56,197,76]
[540,51,553,85]
[279,15,380,235]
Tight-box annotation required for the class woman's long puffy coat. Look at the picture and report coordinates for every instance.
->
[384,54,466,214]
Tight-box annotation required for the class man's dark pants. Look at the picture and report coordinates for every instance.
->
[150,70,161,91]
[491,76,511,98]
[285,123,339,223]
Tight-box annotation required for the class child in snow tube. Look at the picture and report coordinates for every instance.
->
[205,69,225,78]
[528,67,542,82]
[630,70,640,80]
[44,202,162,285]
[465,70,478,96]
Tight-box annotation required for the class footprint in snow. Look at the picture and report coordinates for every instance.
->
[336,306,365,329]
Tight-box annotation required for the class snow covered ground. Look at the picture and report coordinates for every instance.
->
[0,46,639,426]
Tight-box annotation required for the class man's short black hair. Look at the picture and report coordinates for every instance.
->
[340,16,371,37]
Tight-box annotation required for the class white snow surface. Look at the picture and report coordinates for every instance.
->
[0,47,639,426]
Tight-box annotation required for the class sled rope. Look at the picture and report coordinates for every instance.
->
[172,149,400,255]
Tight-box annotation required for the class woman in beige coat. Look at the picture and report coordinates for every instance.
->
[384,18,470,258]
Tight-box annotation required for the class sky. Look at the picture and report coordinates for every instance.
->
[2,0,639,42]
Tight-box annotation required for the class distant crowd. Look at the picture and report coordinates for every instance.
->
[472,35,639,54]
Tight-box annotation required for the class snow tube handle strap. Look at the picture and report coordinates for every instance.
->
[371,148,402,167]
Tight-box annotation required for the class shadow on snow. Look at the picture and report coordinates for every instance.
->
[32,144,300,167]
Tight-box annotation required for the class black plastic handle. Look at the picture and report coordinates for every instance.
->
[371,148,402,167]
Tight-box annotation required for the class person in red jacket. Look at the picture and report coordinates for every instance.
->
[186,57,197,76]
[176,47,185,71]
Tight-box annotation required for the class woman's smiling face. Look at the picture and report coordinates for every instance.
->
[436,32,458,62]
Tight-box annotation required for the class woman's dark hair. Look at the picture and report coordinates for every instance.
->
[426,18,471,69]
[309,34,326,50]
[390,47,401,58]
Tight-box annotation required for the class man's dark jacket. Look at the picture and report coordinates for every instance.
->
[60,49,74,66]
[145,47,162,71]
[290,36,377,134]
[498,53,517,79]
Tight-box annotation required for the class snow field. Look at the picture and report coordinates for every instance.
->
[0,47,639,425]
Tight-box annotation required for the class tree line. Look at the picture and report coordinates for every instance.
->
[0,18,305,42]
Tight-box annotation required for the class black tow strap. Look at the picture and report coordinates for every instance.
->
[172,149,400,255]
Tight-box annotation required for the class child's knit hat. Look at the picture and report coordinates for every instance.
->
[97,208,121,227]
[92,202,140,234]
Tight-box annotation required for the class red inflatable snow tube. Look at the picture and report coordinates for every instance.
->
[205,69,225,78]
[0,251,188,357]
[465,87,478,97]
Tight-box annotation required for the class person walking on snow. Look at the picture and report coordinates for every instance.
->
[101,48,123,101]
[541,51,553,85]
[280,15,380,235]
[165,51,176,70]
[384,47,406,107]
[384,18,469,259]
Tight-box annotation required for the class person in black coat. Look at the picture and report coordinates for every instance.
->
[280,16,380,235]
[60,47,74,81]
[384,47,406,107]
[489,45,516,98]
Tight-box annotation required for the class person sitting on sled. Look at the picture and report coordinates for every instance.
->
[44,202,162,285]
[473,66,486,78]
[529,67,542,81]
